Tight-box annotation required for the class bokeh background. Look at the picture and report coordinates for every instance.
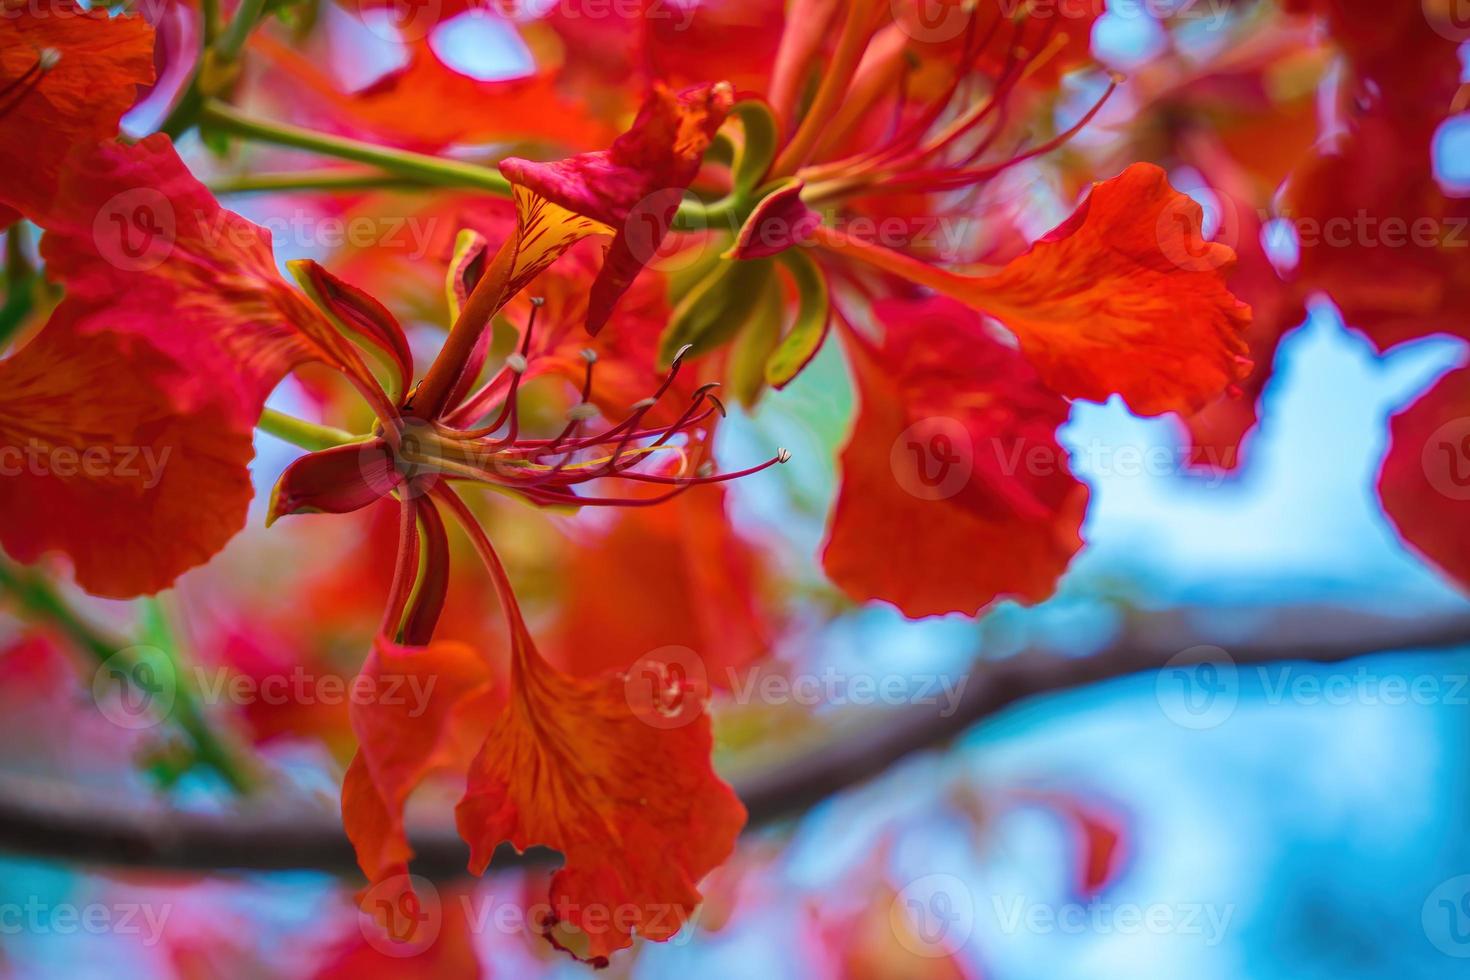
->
[3,1,1470,977]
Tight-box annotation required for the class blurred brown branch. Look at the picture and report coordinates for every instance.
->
[0,604,1467,881]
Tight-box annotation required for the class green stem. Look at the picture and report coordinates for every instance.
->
[200,0,220,45]
[198,101,732,230]
[216,0,266,61]
[211,170,433,196]
[200,101,514,196]
[257,409,362,451]
[0,559,257,794]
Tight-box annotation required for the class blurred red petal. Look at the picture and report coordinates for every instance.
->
[822,297,1088,619]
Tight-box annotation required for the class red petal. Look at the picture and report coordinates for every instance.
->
[0,5,154,221]
[343,635,493,887]
[501,82,735,334]
[0,323,255,599]
[40,136,396,423]
[814,163,1254,417]
[549,486,775,687]
[1377,365,1470,589]
[456,616,744,962]
[822,297,1089,618]
[291,260,413,401]
[1178,180,1307,472]
[1279,0,1467,351]
[267,440,400,525]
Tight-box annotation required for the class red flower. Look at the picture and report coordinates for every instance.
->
[259,182,777,962]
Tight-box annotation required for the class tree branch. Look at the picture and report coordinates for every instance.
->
[0,605,1465,880]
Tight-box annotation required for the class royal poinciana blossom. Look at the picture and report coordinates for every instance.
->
[34,0,1463,968]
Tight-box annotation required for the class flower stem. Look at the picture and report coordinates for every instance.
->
[215,0,267,62]
[211,170,433,195]
[257,408,362,451]
[199,101,514,196]
[0,558,258,794]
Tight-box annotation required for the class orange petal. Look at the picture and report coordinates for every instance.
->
[549,486,776,687]
[0,5,154,222]
[822,297,1089,618]
[344,635,494,887]
[253,34,617,153]
[456,618,745,963]
[814,163,1254,417]
[0,323,254,599]
[1378,364,1470,590]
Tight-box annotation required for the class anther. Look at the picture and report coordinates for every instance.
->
[567,403,599,421]
[777,448,791,463]
[580,348,598,365]
[506,353,529,373]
